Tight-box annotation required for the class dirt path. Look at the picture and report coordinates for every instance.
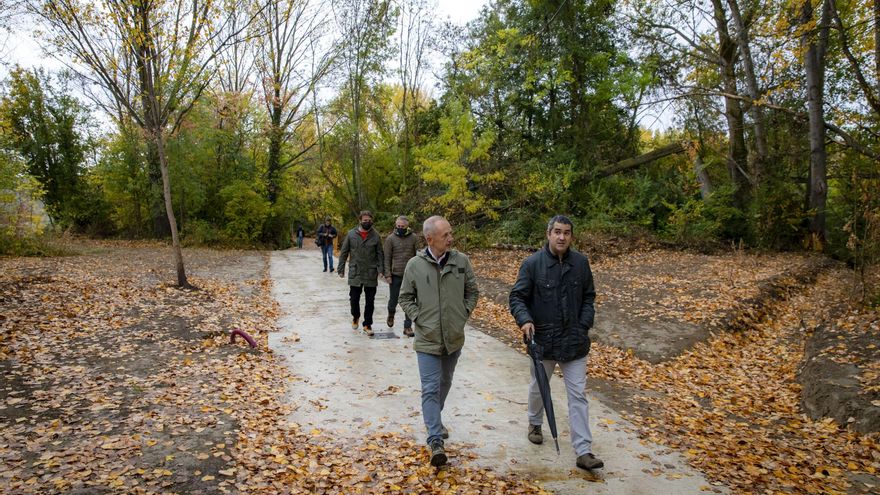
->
[269,248,724,494]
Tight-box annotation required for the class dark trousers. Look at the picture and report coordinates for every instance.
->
[387,275,412,328]
[350,285,377,327]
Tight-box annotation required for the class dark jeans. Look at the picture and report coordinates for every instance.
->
[349,285,377,327]
[321,243,334,270]
[387,275,412,328]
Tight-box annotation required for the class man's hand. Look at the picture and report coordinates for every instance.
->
[384,275,391,284]
[520,322,535,343]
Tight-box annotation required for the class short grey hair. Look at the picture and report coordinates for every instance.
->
[546,215,574,232]
[423,215,447,237]
[396,215,410,225]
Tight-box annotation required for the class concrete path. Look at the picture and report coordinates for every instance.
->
[269,248,723,494]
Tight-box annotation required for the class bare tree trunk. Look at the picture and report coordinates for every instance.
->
[726,0,768,182]
[154,129,189,287]
[352,82,363,213]
[711,0,751,210]
[802,0,831,249]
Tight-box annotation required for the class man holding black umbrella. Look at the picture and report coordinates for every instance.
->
[508,215,603,471]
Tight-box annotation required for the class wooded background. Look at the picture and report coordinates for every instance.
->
[0,0,877,296]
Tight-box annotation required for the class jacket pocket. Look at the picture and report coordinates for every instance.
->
[537,278,557,303]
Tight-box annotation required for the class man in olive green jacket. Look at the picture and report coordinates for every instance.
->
[338,210,385,336]
[398,216,478,467]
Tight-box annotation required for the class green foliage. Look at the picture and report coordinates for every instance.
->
[219,181,270,245]
[0,151,53,255]
[663,186,741,249]
[182,219,222,247]
[415,99,501,223]
[750,180,807,250]
[0,67,102,231]
[93,125,152,237]
[827,150,880,305]
[579,175,660,234]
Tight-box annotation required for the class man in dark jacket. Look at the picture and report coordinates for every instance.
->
[508,215,603,471]
[383,215,420,336]
[338,210,384,336]
[316,217,337,272]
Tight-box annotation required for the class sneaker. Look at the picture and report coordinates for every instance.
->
[403,327,414,337]
[363,325,374,336]
[441,425,449,439]
[386,315,394,327]
[527,424,543,445]
[576,453,604,470]
[351,319,359,330]
[429,439,447,467]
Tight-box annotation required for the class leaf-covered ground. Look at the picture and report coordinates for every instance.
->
[0,240,546,494]
[470,247,880,494]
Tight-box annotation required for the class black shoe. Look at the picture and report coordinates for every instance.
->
[330,268,334,273]
[527,424,543,444]
[441,425,449,439]
[576,453,604,470]
[429,439,446,467]
[403,327,414,337]
[323,268,327,272]
[386,315,394,327]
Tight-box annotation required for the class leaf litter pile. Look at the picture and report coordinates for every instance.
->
[471,247,880,494]
[1,240,545,494]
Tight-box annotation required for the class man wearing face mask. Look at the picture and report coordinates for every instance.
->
[338,211,385,336]
[383,215,421,337]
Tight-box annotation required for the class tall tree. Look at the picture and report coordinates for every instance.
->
[0,68,91,227]
[255,0,334,205]
[333,0,397,213]
[800,0,832,248]
[396,0,433,193]
[34,0,258,286]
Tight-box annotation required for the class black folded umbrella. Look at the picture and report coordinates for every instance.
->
[527,338,560,455]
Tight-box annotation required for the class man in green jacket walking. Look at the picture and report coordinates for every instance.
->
[338,210,385,336]
[399,216,479,467]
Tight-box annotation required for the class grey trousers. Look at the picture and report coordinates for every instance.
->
[417,350,460,445]
[528,355,593,456]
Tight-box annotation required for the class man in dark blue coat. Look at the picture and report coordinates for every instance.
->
[509,215,603,471]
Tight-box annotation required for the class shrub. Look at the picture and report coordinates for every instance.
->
[182,219,221,246]
[219,181,270,245]
[663,186,742,249]
[0,152,53,255]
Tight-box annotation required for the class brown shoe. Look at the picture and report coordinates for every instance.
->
[576,453,604,470]
[363,325,374,336]
[351,319,359,330]
[386,315,394,327]
[403,327,414,337]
